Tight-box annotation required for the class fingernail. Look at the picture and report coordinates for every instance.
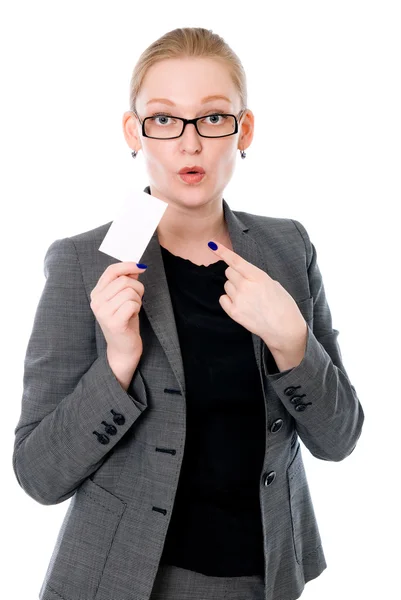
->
[136,263,148,269]
[208,241,218,250]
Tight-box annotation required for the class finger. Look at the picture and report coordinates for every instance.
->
[94,262,147,296]
[224,279,237,298]
[208,241,254,279]
[102,274,144,303]
[104,286,142,317]
[224,265,243,287]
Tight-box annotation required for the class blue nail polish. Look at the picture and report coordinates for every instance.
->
[136,263,148,269]
[208,241,218,250]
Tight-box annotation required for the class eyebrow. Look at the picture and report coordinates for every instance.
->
[146,94,232,106]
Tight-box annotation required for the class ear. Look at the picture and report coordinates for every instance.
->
[238,109,255,151]
[122,111,141,151]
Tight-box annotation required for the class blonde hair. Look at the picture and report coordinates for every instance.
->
[129,27,247,114]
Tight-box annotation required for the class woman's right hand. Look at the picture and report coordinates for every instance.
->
[90,261,148,363]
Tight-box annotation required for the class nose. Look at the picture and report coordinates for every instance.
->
[180,121,202,149]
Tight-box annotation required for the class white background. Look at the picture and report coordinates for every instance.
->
[2,1,400,598]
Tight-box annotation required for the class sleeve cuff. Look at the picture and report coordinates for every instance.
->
[263,324,332,409]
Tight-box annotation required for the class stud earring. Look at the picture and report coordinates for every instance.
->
[240,149,246,159]
[131,150,138,159]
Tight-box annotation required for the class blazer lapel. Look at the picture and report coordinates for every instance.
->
[138,187,270,396]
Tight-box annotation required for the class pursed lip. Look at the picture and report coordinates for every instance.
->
[178,166,205,174]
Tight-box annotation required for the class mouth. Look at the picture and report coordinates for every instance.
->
[178,166,205,174]
[178,171,206,184]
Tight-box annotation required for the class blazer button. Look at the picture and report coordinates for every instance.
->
[270,419,283,433]
[290,395,304,404]
[110,410,125,425]
[295,403,307,412]
[264,471,276,486]
[93,431,110,444]
[102,421,117,435]
[284,386,300,396]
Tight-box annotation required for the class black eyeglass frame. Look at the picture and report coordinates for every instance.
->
[131,108,247,140]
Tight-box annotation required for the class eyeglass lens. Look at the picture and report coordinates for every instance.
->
[144,114,236,138]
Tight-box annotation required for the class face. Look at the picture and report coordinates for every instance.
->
[122,57,254,208]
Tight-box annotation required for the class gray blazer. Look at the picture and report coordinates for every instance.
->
[13,195,364,600]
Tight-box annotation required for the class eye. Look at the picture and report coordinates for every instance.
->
[202,113,229,124]
[149,111,228,121]
[150,113,176,125]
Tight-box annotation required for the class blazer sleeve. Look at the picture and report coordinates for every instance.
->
[263,219,365,462]
[12,237,149,505]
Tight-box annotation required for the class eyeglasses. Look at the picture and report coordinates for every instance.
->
[131,109,247,140]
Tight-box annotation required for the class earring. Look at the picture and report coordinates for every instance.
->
[131,150,138,159]
[240,149,246,159]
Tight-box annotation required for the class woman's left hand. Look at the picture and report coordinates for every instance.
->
[208,241,308,353]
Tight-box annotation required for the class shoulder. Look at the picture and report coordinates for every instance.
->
[234,208,311,244]
[68,221,113,245]
[232,208,313,268]
[45,221,112,255]
[42,221,113,277]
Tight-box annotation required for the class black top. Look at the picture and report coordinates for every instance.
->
[158,244,266,577]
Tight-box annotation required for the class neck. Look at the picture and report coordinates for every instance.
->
[150,185,228,249]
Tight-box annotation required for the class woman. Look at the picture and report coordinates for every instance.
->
[12,27,364,600]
